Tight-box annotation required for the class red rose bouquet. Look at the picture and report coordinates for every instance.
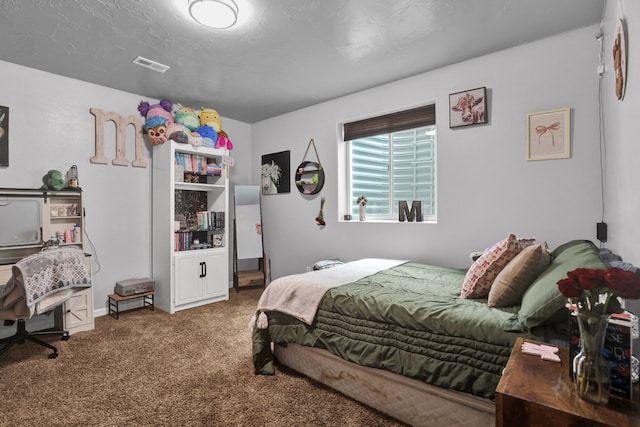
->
[557,267,640,315]
[558,267,640,405]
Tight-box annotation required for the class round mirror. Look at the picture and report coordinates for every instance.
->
[295,161,324,194]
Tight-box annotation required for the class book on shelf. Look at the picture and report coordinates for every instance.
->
[210,211,225,229]
[173,152,222,176]
[206,159,222,176]
[174,229,222,251]
[175,153,206,174]
[569,310,636,400]
[174,231,193,252]
[197,211,209,231]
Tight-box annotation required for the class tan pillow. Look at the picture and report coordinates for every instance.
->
[460,233,534,299]
[487,243,551,307]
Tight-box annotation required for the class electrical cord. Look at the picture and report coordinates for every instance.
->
[597,0,607,248]
[82,207,101,275]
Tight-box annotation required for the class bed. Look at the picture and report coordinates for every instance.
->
[251,239,609,426]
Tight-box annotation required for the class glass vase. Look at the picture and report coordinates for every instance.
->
[573,311,611,405]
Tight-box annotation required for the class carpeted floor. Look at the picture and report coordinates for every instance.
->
[0,288,405,426]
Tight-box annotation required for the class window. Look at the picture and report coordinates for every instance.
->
[343,105,436,221]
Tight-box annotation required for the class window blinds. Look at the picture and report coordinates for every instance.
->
[350,127,435,217]
[343,104,436,142]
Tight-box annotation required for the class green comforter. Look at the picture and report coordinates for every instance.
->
[252,262,540,399]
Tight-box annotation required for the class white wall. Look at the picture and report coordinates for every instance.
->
[602,0,640,318]
[253,25,604,279]
[0,60,252,315]
[603,0,639,263]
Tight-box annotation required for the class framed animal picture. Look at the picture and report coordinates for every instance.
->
[613,18,627,101]
[261,150,290,195]
[449,87,487,128]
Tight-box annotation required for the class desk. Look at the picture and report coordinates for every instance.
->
[495,337,640,427]
[1,254,94,336]
[108,291,154,319]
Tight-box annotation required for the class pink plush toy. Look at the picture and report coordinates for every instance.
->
[138,99,174,131]
[217,130,234,150]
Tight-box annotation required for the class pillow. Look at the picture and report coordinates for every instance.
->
[460,233,535,299]
[515,240,609,330]
[312,259,343,270]
[481,236,535,255]
[487,243,550,307]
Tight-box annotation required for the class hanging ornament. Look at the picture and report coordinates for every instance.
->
[613,18,627,101]
[315,197,326,226]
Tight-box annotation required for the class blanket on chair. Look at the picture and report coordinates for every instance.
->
[0,246,91,318]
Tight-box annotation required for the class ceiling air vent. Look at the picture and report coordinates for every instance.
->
[132,56,170,73]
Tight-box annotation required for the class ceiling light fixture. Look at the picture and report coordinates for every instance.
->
[189,0,239,29]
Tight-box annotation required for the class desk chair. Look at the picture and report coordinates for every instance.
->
[0,247,91,359]
[1,317,69,359]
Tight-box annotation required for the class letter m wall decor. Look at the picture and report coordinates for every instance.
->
[90,107,146,168]
[398,201,423,222]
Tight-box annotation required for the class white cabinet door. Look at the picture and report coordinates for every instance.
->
[175,253,203,305]
[63,287,94,334]
[0,264,12,286]
[202,252,227,299]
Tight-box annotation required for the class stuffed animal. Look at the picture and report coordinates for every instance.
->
[194,124,218,148]
[165,122,202,146]
[164,123,190,145]
[198,108,222,133]
[194,108,221,148]
[138,99,174,142]
[216,130,233,150]
[144,116,169,145]
[40,170,65,191]
[174,104,200,131]
[189,133,203,147]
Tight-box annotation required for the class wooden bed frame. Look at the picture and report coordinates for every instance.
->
[274,343,496,427]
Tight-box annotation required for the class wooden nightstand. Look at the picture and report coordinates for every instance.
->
[495,337,640,427]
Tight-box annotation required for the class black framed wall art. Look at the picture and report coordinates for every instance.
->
[449,87,487,128]
[261,150,290,195]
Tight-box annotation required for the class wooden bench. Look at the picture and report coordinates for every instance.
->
[108,291,154,319]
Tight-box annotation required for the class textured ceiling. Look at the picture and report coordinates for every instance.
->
[0,0,604,123]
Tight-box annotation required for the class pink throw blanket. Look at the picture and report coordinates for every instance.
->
[254,258,406,327]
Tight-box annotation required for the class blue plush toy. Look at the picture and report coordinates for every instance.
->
[195,125,218,148]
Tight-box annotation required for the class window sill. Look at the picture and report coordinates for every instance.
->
[339,218,436,224]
